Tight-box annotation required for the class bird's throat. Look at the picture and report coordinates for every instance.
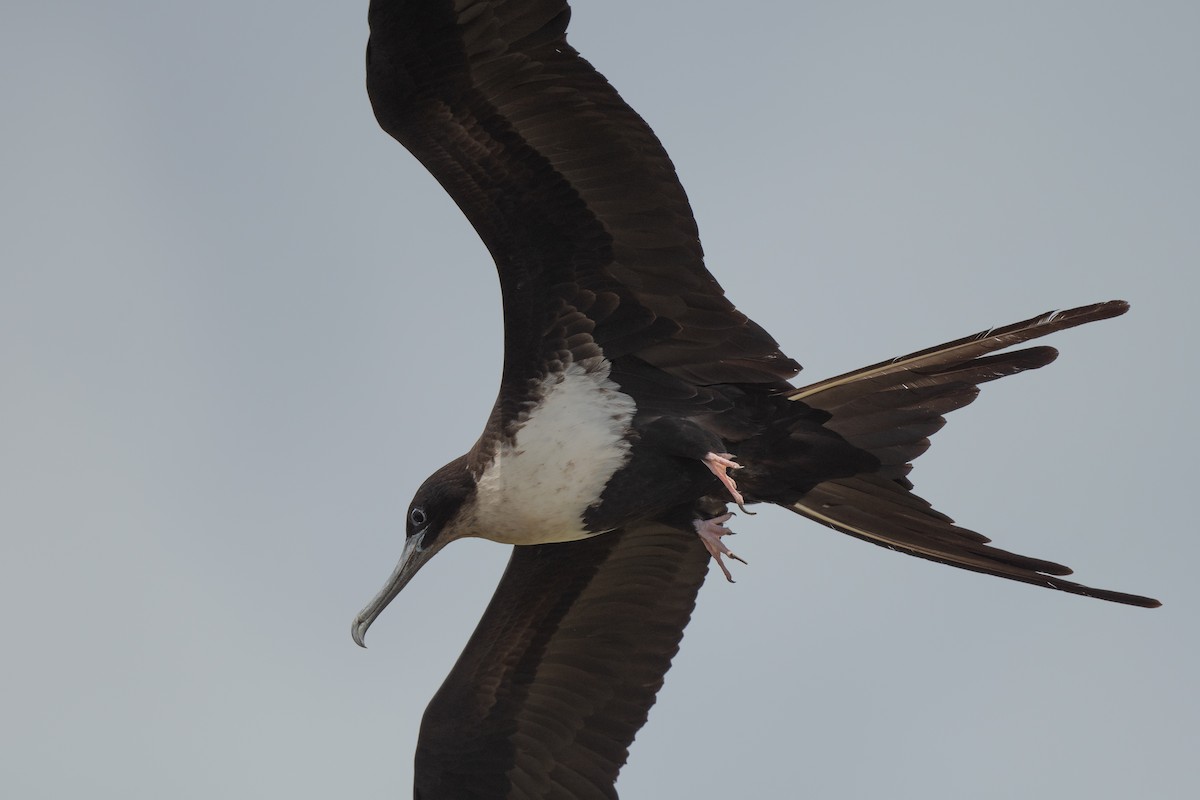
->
[467,360,636,545]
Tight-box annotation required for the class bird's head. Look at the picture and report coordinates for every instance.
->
[352,455,475,647]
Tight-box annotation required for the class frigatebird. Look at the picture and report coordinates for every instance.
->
[351,1,1160,796]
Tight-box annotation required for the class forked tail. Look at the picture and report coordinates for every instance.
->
[783,300,1159,607]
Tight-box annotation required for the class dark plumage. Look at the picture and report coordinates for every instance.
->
[352,2,1159,797]
[414,523,708,800]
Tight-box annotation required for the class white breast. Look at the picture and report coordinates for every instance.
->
[470,360,636,545]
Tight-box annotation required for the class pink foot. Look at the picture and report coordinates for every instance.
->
[694,512,747,582]
[703,452,754,514]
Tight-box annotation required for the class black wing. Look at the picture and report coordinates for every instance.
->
[414,522,710,799]
[366,0,799,406]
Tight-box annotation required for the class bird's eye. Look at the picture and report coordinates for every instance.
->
[409,507,428,529]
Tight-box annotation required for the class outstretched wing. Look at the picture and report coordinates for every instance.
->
[366,0,799,395]
[414,521,710,799]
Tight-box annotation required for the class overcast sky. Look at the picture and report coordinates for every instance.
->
[3,2,1197,798]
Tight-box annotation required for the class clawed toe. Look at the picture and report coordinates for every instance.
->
[702,452,754,514]
[694,512,747,582]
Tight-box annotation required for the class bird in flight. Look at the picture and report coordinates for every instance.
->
[352,1,1159,796]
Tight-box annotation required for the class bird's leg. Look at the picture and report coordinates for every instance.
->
[703,452,753,513]
[694,512,747,582]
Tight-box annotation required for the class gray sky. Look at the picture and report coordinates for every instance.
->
[3,1,1196,798]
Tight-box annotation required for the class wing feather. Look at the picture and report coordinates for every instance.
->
[414,521,710,799]
[366,0,798,392]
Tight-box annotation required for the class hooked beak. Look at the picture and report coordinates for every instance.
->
[351,530,441,647]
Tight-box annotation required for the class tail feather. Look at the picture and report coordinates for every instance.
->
[789,302,1124,485]
[780,301,1160,608]
[789,476,1160,607]
[788,300,1127,407]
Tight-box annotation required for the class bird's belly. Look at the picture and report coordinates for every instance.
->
[470,362,636,545]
